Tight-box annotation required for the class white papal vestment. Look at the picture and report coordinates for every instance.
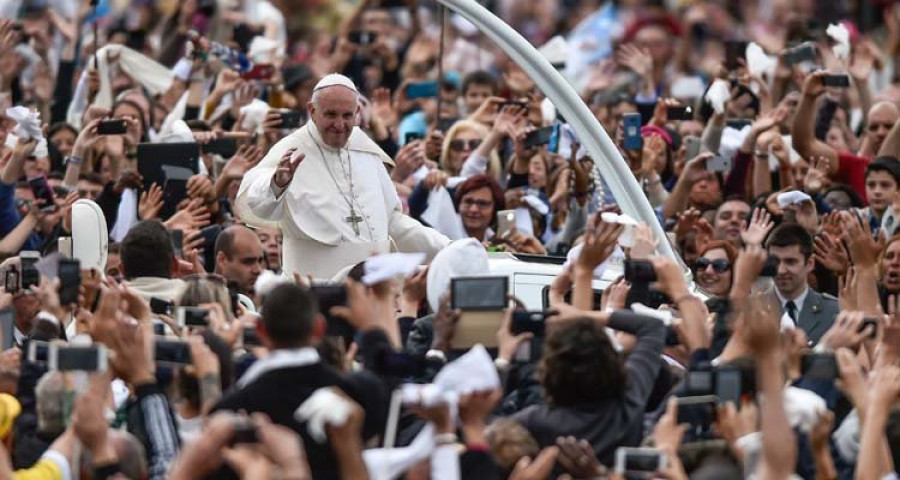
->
[235,122,450,279]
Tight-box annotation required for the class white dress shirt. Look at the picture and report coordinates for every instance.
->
[775,286,809,329]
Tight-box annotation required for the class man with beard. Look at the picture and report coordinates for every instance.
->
[712,198,751,246]
[766,223,838,345]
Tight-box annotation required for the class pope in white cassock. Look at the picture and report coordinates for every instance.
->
[235,73,450,279]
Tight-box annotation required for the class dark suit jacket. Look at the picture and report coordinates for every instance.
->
[212,331,391,480]
[791,289,839,345]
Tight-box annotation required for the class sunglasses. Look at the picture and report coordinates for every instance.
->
[695,258,731,273]
[449,139,481,152]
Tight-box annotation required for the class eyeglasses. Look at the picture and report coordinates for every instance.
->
[449,139,481,152]
[460,198,493,209]
[695,258,731,273]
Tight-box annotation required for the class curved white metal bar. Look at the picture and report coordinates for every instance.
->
[436,0,687,272]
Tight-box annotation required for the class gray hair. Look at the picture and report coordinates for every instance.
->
[36,372,67,435]
[310,85,360,110]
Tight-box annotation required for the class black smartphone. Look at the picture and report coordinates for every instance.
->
[724,40,748,71]
[821,73,851,88]
[152,322,166,336]
[177,307,210,327]
[170,229,184,258]
[685,370,715,396]
[676,395,718,438]
[405,81,440,99]
[28,176,56,211]
[154,338,192,365]
[4,267,18,294]
[150,297,174,316]
[624,260,657,283]
[666,105,693,121]
[451,276,508,311]
[523,126,555,148]
[243,326,262,347]
[279,110,304,129]
[230,419,258,445]
[97,119,128,135]
[714,368,743,405]
[802,353,839,381]
[0,307,14,350]
[373,350,426,378]
[310,285,355,346]
[201,138,238,158]
[347,30,377,46]
[511,311,548,337]
[58,258,81,305]
[405,132,423,144]
[20,252,40,291]
[48,344,108,372]
[783,42,817,65]
[26,340,49,364]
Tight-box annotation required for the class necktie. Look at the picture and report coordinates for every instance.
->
[785,300,798,324]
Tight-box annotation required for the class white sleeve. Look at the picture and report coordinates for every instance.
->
[389,208,451,262]
[244,173,288,219]
[430,444,460,480]
[234,135,297,228]
[460,152,489,178]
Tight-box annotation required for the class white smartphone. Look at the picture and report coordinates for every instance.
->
[496,210,516,239]
[614,447,667,478]
[47,344,108,372]
[26,340,49,364]
[684,135,701,159]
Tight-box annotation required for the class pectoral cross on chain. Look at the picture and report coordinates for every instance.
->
[345,208,364,236]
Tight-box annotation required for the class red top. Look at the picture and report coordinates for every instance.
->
[837,152,870,205]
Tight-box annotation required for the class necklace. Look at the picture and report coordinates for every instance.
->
[309,130,371,238]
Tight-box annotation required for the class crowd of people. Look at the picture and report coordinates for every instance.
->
[1,0,900,479]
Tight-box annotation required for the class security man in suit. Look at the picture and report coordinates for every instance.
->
[766,223,839,345]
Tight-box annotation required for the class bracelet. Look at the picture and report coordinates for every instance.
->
[64,155,84,165]
[494,357,510,370]
[434,433,459,446]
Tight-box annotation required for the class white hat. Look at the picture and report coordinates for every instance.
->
[313,73,359,94]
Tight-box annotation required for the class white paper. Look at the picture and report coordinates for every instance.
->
[363,252,426,286]
[631,302,673,325]
[705,79,732,115]
[776,190,812,208]
[422,187,468,240]
[746,42,777,78]
[522,194,549,216]
[5,106,42,141]
[826,23,850,61]
[783,386,827,433]
[411,165,429,183]
[514,207,534,237]
[295,387,354,443]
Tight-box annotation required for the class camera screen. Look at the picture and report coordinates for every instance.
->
[715,369,742,405]
[55,346,103,371]
[155,339,192,365]
[452,277,508,310]
[686,371,713,396]
[625,451,661,472]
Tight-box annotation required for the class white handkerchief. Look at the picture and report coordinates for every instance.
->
[777,190,812,208]
[295,388,354,443]
[400,383,449,408]
[746,42,777,78]
[363,252,426,286]
[422,187,468,240]
[826,23,850,61]
[522,194,549,216]
[705,79,732,115]
[411,165,429,183]
[564,243,626,280]
[631,302,673,325]
[5,106,42,141]
[783,386,827,433]
[514,207,534,237]
[600,212,639,247]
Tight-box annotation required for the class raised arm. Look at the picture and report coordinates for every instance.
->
[793,71,839,176]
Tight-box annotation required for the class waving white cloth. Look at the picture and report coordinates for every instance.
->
[295,388,355,443]
[746,42,777,78]
[363,252,426,286]
[705,79,732,115]
[421,187,468,240]
[363,346,499,480]
[67,45,175,129]
[5,107,42,141]
[826,23,851,61]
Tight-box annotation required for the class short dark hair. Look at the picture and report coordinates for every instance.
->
[538,318,625,406]
[121,220,175,279]
[766,223,813,259]
[866,157,900,186]
[78,172,104,185]
[461,70,498,96]
[261,284,319,348]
